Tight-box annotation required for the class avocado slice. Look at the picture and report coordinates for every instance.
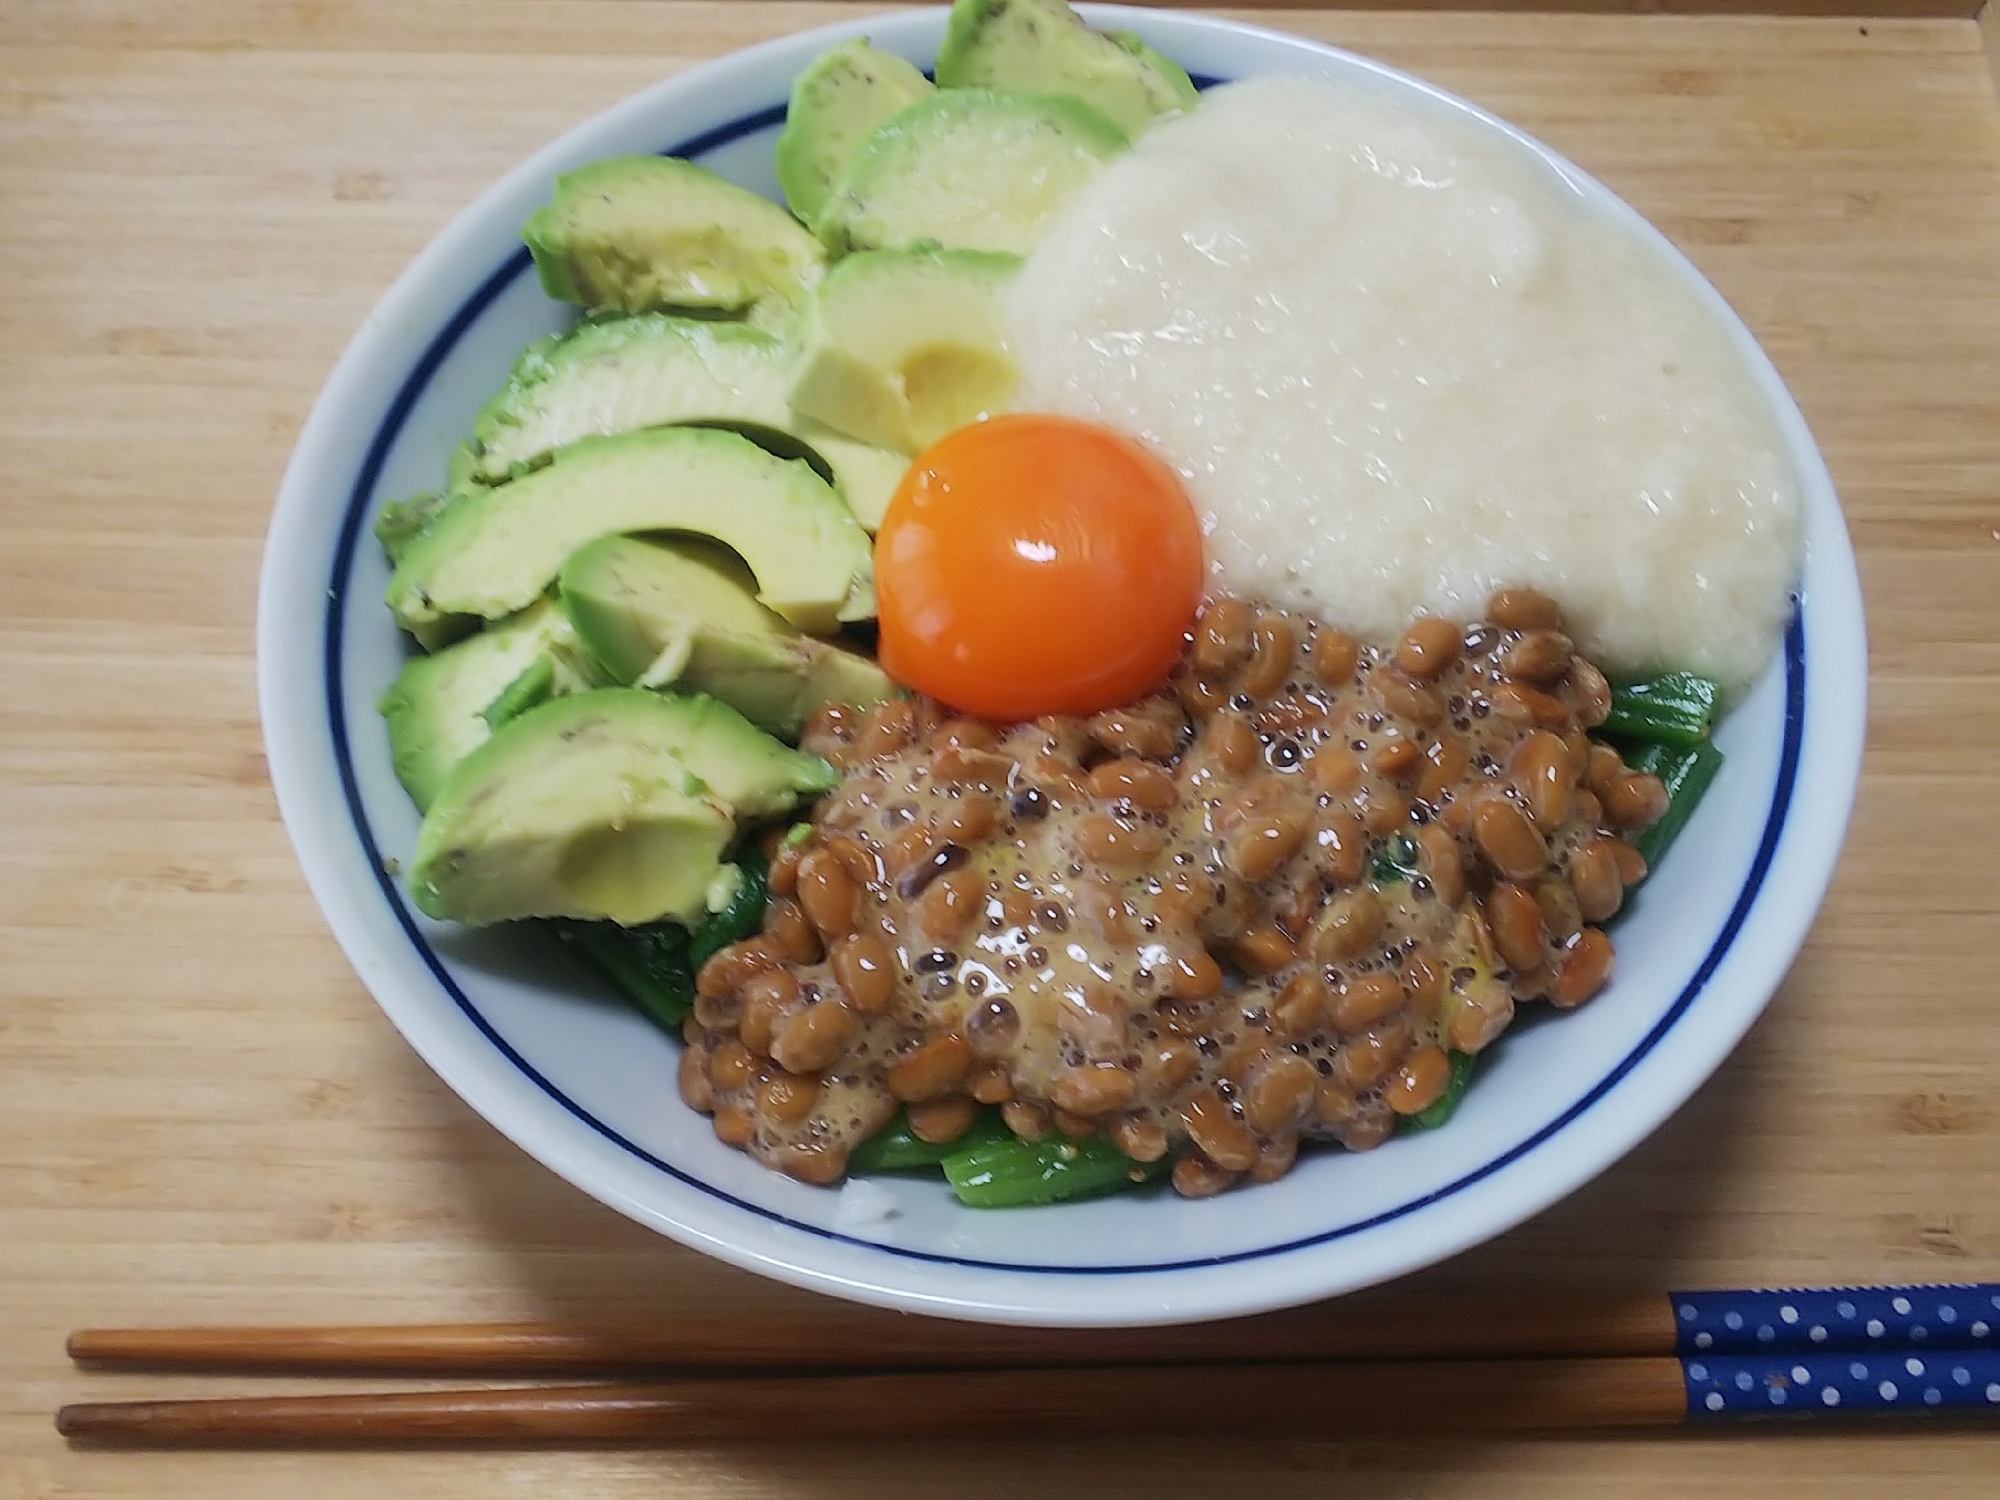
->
[374,489,455,566]
[1105,30,1201,104]
[787,248,1020,453]
[630,689,842,816]
[409,690,735,927]
[377,598,597,812]
[776,39,935,230]
[560,535,896,737]
[783,420,909,531]
[467,317,784,484]
[458,313,907,528]
[481,654,557,731]
[410,688,838,927]
[382,485,484,651]
[523,156,826,319]
[818,89,1127,256]
[445,442,481,493]
[384,426,876,639]
[682,417,909,532]
[937,0,1198,139]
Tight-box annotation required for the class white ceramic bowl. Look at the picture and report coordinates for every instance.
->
[258,5,1867,1326]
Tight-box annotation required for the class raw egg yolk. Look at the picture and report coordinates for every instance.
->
[874,414,1205,722]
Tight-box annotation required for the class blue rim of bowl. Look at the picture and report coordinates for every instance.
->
[324,95,1807,1276]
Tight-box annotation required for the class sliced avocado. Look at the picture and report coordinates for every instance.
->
[633,690,841,816]
[481,654,557,731]
[460,314,908,531]
[409,690,736,927]
[801,640,903,722]
[445,442,481,494]
[385,426,876,638]
[713,418,910,531]
[1105,30,1202,104]
[789,419,908,530]
[522,156,825,318]
[560,537,788,689]
[466,317,788,483]
[394,488,485,649]
[787,248,1020,453]
[375,490,455,566]
[560,535,896,736]
[410,618,477,653]
[818,89,1127,255]
[937,0,1198,139]
[377,598,594,812]
[776,39,935,229]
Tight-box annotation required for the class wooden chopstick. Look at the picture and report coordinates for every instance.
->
[56,1358,1690,1445]
[62,1295,1677,1375]
[60,1284,2000,1445]
[66,1281,2000,1376]
[59,1350,2000,1447]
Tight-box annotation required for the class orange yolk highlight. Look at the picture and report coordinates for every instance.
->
[874,414,1205,722]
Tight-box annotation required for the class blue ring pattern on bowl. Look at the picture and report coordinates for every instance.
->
[324,97,1807,1275]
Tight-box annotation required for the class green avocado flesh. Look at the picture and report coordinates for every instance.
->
[1104,31,1200,106]
[621,689,842,816]
[374,490,455,565]
[481,654,557,731]
[560,535,896,737]
[459,314,907,529]
[377,598,598,812]
[773,421,907,532]
[410,690,731,927]
[410,688,836,927]
[787,248,1021,454]
[522,155,825,318]
[776,39,935,230]
[384,426,876,638]
[465,317,786,484]
[817,89,1128,256]
[937,0,1198,139]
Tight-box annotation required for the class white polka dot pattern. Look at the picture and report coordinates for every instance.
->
[1681,1350,2000,1420]
[1672,1283,2000,1358]
[1674,1284,2000,1421]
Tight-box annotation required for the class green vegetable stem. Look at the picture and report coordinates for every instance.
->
[552,919,697,1030]
[1621,739,1726,869]
[942,1130,1169,1209]
[554,850,772,1032]
[1600,671,1722,748]
[849,1108,1011,1174]
[688,851,771,971]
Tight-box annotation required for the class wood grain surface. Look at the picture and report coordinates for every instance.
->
[5,2,2000,1495]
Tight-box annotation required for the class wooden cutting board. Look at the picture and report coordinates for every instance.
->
[4,2,1998,1494]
